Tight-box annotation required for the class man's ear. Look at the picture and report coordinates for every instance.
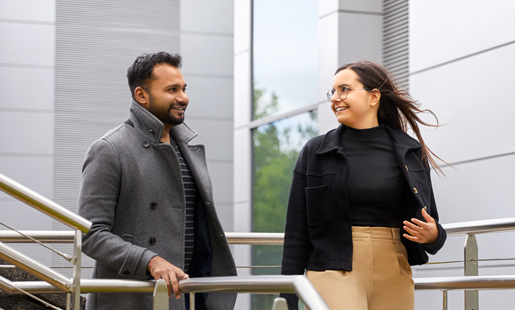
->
[370,89,381,108]
[134,86,149,106]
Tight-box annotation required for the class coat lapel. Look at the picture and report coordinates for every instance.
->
[170,124,213,206]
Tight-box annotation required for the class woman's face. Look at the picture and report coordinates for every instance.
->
[330,68,380,129]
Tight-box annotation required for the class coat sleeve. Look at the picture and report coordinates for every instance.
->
[280,148,311,310]
[78,138,157,278]
[422,165,447,254]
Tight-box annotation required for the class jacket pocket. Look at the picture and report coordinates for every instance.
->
[305,184,334,226]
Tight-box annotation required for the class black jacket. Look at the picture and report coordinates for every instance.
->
[280,124,446,309]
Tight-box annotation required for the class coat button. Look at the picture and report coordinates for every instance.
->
[413,187,418,194]
[123,270,130,275]
[149,237,156,245]
[150,202,157,210]
[142,141,150,148]
[149,129,155,134]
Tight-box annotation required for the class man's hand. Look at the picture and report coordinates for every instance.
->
[403,208,439,244]
[148,256,189,299]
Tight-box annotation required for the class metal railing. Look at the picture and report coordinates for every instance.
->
[0,173,330,310]
[2,171,515,310]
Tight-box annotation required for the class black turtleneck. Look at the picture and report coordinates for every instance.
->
[340,124,410,228]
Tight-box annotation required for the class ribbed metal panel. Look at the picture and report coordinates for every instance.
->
[383,0,409,90]
[54,0,180,276]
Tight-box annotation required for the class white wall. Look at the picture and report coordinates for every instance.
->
[409,1,515,309]
[0,0,55,267]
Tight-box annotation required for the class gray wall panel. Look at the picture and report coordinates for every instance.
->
[0,111,53,154]
[0,156,53,198]
[410,0,515,73]
[0,22,55,66]
[0,199,53,231]
[205,162,233,205]
[0,0,55,22]
[338,13,383,65]
[432,154,515,224]
[410,43,515,164]
[54,0,180,276]
[383,0,409,89]
[181,75,233,119]
[0,67,54,111]
[181,0,234,236]
[184,119,233,161]
[181,0,234,34]
[181,34,234,76]
[213,204,233,232]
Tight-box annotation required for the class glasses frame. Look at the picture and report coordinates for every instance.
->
[326,86,370,102]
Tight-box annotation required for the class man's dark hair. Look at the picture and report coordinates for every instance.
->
[127,52,182,99]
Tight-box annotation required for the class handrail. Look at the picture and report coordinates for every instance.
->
[0,173,91,233]
[0,231,75,243]
[415,275,515,290]
[2,276,331,310]
[444,217,515,236]
[4,275,515,294]
[3,216,515,245]
[225,232,284,245]
[0,242,72,292]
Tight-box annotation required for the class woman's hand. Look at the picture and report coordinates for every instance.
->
[403,208,438,244]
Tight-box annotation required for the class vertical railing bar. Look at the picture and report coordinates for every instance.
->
[443,290,448,310]
[71,230,82,310]
[190,292,196,310]
[464,233,479,310]
[66,293,71,310]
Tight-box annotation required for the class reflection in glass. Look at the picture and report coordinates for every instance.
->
[252,87,318,310]
[253,0,318,119]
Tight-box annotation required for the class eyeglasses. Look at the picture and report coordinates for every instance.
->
[326,86,369,102]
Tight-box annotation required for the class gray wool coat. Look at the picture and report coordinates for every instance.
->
[78,100,237,310]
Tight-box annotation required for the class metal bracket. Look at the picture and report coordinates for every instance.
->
[272,297,288,310]
[153,279,169,310]
[464,233,479,310]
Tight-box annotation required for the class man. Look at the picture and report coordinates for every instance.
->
[78,52,236,310]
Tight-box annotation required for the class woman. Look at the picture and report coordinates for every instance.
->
[280,61,446,310]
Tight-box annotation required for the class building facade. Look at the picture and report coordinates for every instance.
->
[1,0,514,309]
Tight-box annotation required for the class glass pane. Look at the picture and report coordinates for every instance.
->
[253,0,318,120]
[252,87,318,309]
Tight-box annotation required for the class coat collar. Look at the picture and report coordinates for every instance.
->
[129,100,198,144]
[316,124,422,156]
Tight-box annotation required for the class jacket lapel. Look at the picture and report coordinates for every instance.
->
[170,124,213,206]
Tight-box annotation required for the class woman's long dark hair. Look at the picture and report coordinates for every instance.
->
[336,60,446,174]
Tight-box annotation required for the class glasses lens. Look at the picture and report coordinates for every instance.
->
[326,89,334,102]
[338,86,348,100]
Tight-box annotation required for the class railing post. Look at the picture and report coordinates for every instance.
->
[153,279,168,310]
[443,290,448,310]
[71,230,82,310]
[190,292,196,310]
[272,297,288,310]
[464,233,479,310]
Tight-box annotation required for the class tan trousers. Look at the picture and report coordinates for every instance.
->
[306,226,414,310]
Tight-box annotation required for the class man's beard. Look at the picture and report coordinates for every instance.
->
[148,94,184,126]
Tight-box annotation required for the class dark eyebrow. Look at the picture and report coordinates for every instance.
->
[166,83,187,89]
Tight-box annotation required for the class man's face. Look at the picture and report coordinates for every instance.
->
[145,64,189,126]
